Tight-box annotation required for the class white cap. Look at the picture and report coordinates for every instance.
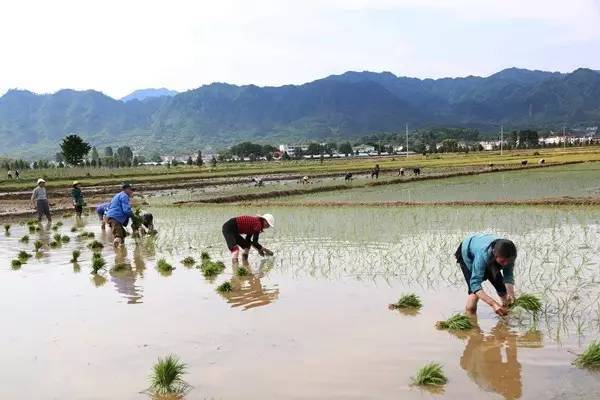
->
[260,213,275,228]
[37,178,46,184]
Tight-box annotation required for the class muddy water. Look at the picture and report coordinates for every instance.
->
[1,206,599,399]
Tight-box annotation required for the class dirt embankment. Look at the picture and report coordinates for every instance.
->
[174,161,586,205]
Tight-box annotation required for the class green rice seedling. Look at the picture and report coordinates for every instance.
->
[70,227,78,233]
[18,251,32,261]
[91,254,106,273]
[51,225,59,231]
[216,281,232,293]
[49,240,60,248]
[78,231,95,239]
[574,342,600,369]
[53,233,63,242]
[181,256,196,266]
[70,250,81,263]
[20,235,30,243]
[28,225,36,233]
[436,313,473,331]
[55,221,63,227]
[200,260,225,278]
[411,362,448,386]
[201,251,210,261]
[60,235,70,243]
[11,259,22,269]
[88,240,104,251]
[156,258,174,273]
[511,294,542,313]
[148,355,190,396]
[34,240,44,251]
[26,219,37,226]
[236,267,249,277]
[4,223,10,233]
[389,293,422,310]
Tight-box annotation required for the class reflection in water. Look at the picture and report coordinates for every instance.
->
[108,246,146,304]
[460,320,543,400]
[219,258,279,310]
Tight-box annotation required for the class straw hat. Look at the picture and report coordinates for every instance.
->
[37,178,46,184]
[259,213,275,228]
[73,181,80,187]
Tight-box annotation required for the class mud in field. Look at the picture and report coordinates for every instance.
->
[1,205,599,399]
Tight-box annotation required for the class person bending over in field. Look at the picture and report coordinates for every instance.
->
[105,183,135,247]
[96,202,110,229]
[222,214,274,262]
[455,233,517,316]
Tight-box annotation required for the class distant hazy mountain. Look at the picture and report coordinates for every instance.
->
[1,68,600,158]
[121,88,178,102]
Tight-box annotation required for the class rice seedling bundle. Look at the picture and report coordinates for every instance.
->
[389,293,422,310]
[157,258,174,272]
[236,267,249,277]
[436,313,473,331]
[70,250,81,263]
[17,251,32,261]
[11,259,22,269]
[60,235,70,243]
[200,259,225,278]
[147,355,190,396]
[70,227,78,233]
[53,233,63,242]
[51,225,59,231]
[91,253,106,273]
[216,281,232,293]
[181,256,196,266]
[574,342,600,369]
[34,240,44,251]
[88,240,104,251]
[4,224,10,233]
[511,294,542,313]
[55,221,63,227]
[49,241,60,248]
[201,251,210,261]
[411,362,447,386]
[20,235,30,243]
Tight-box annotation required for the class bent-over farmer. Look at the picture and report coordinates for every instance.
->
[96,202,110,229]
[31,178,52,223]
[105,183,135,247]
[222,214,274,262]
[455,233,517,316]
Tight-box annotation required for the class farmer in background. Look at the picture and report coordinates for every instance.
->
[7,170,12,179]
[15,169,20,179]
[455,233,517,316]
[105,183,135,247]
[71,181,85,218]
[96,202,110,229]
[31,178,51,223]
[371,164,380,179]
[222,214,275,262]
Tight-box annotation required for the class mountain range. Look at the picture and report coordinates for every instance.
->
[1,67,600,158]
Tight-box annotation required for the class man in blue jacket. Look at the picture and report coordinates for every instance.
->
[455,233,517,316]
[105,183,135,247]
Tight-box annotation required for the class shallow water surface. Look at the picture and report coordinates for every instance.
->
[1,205,599,399]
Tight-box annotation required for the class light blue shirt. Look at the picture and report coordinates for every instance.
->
[105,192,133,225]
[461,233,515,293]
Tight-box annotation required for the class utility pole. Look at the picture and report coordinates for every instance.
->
[405,123,409,158]
[563,125,566,149]
[500,124,504,156]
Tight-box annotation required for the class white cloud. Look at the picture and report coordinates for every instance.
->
[0,0,598,97]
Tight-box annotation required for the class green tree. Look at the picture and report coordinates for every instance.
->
[104,146,113,157]
[60,134,91,166]
[116,146,133,165]
[196,150,203,166]
[90,146,99,163]
[186,156,193,165]
[339,142,353,156]
[307,142,321,155]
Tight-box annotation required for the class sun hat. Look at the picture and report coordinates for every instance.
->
[37,178,46,184]
[259,213,275,228]
[73,181,80,187]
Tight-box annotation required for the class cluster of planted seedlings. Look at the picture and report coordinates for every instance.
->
[389,293,422,310]
[50,233,71,247]
[78,231,95,239]
[411,362,448,387]
[87,240,104,251]
[156,258,174,273]
[198,253,225,278]
[91,253,106,274]
[181,256,196,266]
[147,355,190,397]
[4,223,10,234]
[12,250,33,268]
[574,342,600,369]
[436,313,473,331]
[70,250,81,263]
[216,281,232,293]
[236,267,249,277]
[33,239,44,252]
[20,235,29,243]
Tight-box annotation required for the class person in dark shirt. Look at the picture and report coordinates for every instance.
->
[222,214,274,261]
[71,181,85,217]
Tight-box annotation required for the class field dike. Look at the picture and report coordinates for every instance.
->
[174,161,588,205]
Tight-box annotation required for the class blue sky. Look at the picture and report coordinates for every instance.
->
[0,0,599,98]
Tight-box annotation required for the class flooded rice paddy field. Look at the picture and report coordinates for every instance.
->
[289,162,600,204]
[1,205,600,399]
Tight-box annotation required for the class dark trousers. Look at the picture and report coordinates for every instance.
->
[36,199,51,221]
[455,244,507,296]
[74,204,83,216]
[222,218,251,251]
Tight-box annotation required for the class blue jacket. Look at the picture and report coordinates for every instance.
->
[461,233,515,293]
[105,192,133,225]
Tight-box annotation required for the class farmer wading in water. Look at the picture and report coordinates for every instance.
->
[222,214,275,262]
[455,233,517,316]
